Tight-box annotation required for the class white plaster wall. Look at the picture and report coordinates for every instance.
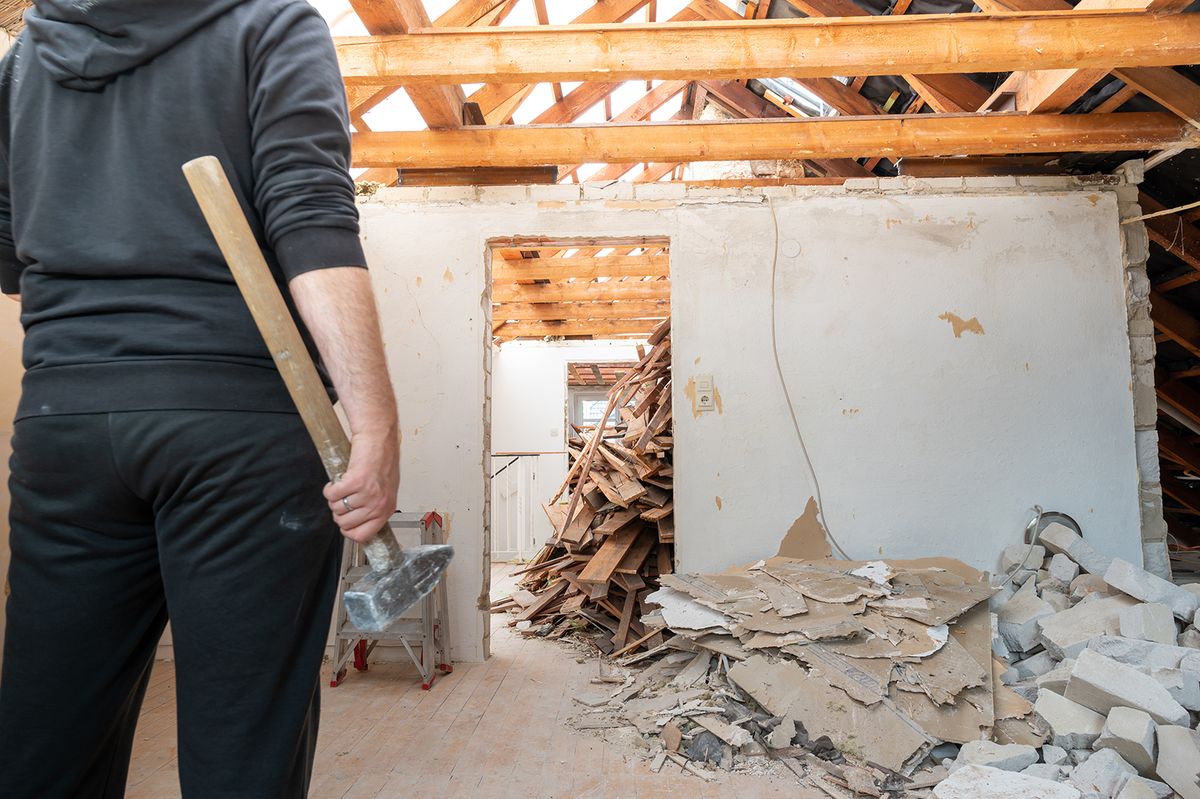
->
[491,340,643,552]
[358,178,1141,662]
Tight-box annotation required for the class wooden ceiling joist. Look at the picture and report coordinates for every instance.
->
[492,281,670,304]
[1151,290,1200,359]
[351,112,1194,168]
[336,13,1200,86]
[493,301,670,322]
[494,254,670,281]
[494,320,663,339]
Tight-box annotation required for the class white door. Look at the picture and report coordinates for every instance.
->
[490,454,539,561]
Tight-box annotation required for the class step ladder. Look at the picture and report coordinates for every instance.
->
[330,511,453,690]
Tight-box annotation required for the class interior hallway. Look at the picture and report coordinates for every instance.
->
[124,565,805,799]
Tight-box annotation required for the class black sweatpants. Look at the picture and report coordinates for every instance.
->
[0,410,343,798]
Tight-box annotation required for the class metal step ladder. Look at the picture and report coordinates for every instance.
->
[330,511,453,690]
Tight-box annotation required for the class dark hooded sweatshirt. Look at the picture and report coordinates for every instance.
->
[0,0,365,419]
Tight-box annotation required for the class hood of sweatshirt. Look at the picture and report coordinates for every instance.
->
[25,0,250,91]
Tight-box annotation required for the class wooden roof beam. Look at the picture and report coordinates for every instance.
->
[494,320,662,339]
[1152,290,1200,359]
[493,281,670,304]
[494,254,670,281]
[335,13,1200,85]
[493,301,671,322]
[351,112,1196,169]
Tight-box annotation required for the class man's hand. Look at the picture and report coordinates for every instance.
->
[323,429,400,543]
[5,294,17,303]
[289,266,400,543]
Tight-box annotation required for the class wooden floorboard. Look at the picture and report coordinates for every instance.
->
[125,565,812,798]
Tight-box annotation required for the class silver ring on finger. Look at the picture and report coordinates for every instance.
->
[342,497,355,513]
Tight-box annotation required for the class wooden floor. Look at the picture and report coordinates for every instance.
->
[125,565,807,799]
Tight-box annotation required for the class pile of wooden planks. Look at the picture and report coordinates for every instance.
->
[491,317,674,655]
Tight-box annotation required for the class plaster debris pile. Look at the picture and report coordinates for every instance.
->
[491,318,675,655]
[561,523,1200,798]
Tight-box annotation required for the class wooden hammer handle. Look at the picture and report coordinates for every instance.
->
[181,156,350,482]
[183,157,406,573]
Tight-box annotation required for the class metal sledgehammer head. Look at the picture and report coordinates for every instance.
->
[343,544,454,632]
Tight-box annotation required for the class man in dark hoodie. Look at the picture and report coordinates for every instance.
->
[0,1,402,796]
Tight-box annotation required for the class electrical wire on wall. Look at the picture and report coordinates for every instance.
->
[765,195,852,561]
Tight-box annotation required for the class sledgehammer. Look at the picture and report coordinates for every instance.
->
[182,155,453,633]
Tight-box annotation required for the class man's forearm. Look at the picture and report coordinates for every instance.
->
[288,267,397,439]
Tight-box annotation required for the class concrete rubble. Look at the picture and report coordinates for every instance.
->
[507,514,1200,796]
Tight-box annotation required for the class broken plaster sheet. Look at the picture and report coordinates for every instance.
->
[644,587,732,632]
[729,655,932,771]
[887,604,996,744]
[760,560,890,604]
[870,569,994,628]
[826,613,949,659]
[851,561,897,587]
[892,633,988,706]
[785,643,895,706]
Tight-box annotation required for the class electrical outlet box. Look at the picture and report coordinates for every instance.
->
[695,374,715,412]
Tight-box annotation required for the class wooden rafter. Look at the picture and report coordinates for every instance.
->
[779,0,988,113]
[336,13,1200,86]
[351,113,1194,168]
[1152,291,1200,359]
[465,0,653,124]
[346,0,467,129]
[1144,193,1200,292]
[977,0,1192,114]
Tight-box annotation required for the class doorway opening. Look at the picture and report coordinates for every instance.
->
[486,238,675,656]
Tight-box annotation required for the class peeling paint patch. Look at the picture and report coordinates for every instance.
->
[415,276,423,287]
[842,408,860,416]
[713,386,723,414]
[694,357,701,365]
[715,496,723,510]
[537,201,567,209]
[1087,194,1101,206]
[777,497,832,560]
[938,312,985,338]
[443,268,455,283]
[684,377,700,419]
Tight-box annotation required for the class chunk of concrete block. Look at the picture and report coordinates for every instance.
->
[1043,590,1072,613]
[1180,627,1200,649]
[1154,725,1200,799]
[1043,745,1070,766]
[1073,574,1113,600]
[1069,749,1137,798]
[957,741,1040,772]
[1001,579,1057,653]
[1123,777,1173,799]
[1038,659,1076,695]
[1064,650,1190,727]
[933,764,1082,799]
[1094,707,1156,775]
[1070,749,1092,765]
[1115,779,1158,799]
[1087,636,1190,671]
[1039,595,1138,660]
[1025,764,1069,781]
[1104,559,1200,622]
[1151,667,1200,711]
[1041,524,1113,577]
[1016,651,1060,681]
[1004,544,1048,574]
[1035,689,1107,750]
[1118,603,1178,646]
[1051,554,1082,587]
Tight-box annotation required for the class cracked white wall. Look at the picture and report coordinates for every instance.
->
[359,177,1148,661]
